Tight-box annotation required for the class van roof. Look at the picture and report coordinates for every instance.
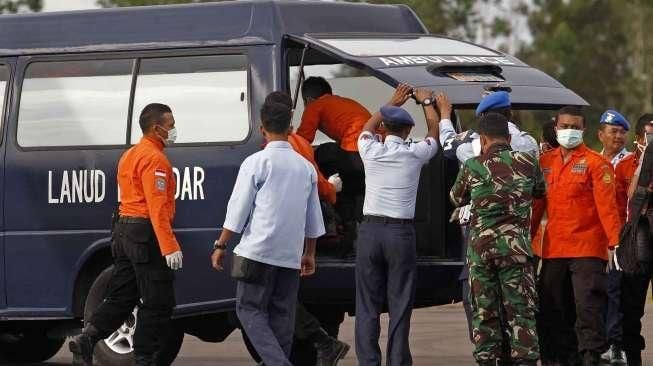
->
[0,0,427,56]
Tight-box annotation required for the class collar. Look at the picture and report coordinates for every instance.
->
[485,142,512,155]
[141,135,164,151]
[265,141,292,149]
[385,135,406,144]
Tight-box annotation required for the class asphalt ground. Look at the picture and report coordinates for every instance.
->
[32,303,653,365]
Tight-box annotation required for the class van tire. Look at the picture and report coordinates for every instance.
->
[84,266,184,366]
[0,328,64,362]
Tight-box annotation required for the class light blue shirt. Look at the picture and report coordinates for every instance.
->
[358,132,438,219]
[439,118,539,163]
[223,141,325,269]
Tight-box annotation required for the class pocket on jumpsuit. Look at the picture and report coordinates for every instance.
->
[124,226,154,264]
[143,270,176,309]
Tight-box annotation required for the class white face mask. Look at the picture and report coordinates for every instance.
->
[159,126,177,146]
[556,128,583,149]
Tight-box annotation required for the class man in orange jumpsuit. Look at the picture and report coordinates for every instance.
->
[69,103,183,366]
[532,106,622,366]
[297,76,371,196]
[617,113,653,366]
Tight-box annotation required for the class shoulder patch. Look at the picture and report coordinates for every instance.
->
[602,171,613,184]
[155,177,166,191]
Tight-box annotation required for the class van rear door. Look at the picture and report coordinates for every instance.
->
[287,34,588,109]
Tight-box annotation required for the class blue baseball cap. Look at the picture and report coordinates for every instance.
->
[380,105,414,126]
[475,91,511,116]
[600,109,629,131]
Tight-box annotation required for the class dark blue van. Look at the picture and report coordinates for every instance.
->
[0,1,586,364]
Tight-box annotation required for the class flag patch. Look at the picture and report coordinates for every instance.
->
[155,170,166,177]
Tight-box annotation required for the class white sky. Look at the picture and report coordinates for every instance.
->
[43,0,99,12]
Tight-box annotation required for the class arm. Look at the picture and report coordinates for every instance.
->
[414,88,439,141]
[361,83,413,134]
[592,162,622,248]
[508,122,540,158]
[532,159,546,199]
[141,158,180,256]
[301,238,317,277]
[450,162,472,207]
[296,103,321,143]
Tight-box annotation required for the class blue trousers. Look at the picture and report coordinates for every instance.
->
[355,221,416,366]
[236,263,300,366]
[605,269,623,344]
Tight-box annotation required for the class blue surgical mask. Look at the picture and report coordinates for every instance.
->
[556,129,583,149]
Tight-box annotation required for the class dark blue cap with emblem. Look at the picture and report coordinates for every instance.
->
[380,105,414,126]
[600,109,629,131]
[475,91,511,116]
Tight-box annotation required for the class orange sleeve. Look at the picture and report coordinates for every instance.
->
[289,134,336,205]
[531,197,546,240]
[297,101,321,143]
[141,156,180,256]
[591,159,622,247]
[317,172,336,205]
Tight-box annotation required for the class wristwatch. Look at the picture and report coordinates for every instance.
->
[421,98,433,106]
[213,240,228,250]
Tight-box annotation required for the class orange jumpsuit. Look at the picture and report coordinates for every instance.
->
[297,94,371,152]
[287,133,336,205]
[614,153,639,224]
[532,144,621,260]
[118,136,180,256]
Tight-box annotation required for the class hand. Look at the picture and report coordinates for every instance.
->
[387,83,413,107]
[607,249,616,272]
[414,88,433,104]
[449,207,461,223]
[211,248,226,271]
[328,173,342,193]
[300,254,316,277]
[165,250,183,270]
[435,92,452,120]
[459,204,472,224]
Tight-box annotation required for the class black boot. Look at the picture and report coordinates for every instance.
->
[69,324,100,366]
[625,351,642,366]
[134,353,156,366]
[582,351,600,366]
[313,329,350,366]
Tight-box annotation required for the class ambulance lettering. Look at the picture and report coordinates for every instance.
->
[378,55,516,67]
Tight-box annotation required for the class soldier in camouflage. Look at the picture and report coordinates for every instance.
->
[450,112,545,366]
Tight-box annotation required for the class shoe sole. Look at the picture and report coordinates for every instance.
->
[69,340,93,366]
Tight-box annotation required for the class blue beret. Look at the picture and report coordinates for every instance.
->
[475,91,511,116]
[600,109,629,131]
[380,105,414,126]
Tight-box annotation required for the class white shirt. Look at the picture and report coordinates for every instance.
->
[439,118,539,163]
[223,141,325,269]
[358,132,438,219]
[602,147,631,168]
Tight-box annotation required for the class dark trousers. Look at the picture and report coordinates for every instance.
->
[605,269,623,344]
[236,263,300,366]
[620,272,652,358]
[90,221,175,357]
[315,142,365,196]
[294,302,323,341]
[538,258,607,362]
[355,221,416,366]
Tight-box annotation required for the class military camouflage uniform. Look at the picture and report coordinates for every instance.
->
[450,142,545,363]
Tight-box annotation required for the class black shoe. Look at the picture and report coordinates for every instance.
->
[315,337,350,366]
[609,345,626,365]
[68,324,99,366]
[477,360,496,366]
[625,351,642,366]
[513,359,537,366]
[497,359,513,366]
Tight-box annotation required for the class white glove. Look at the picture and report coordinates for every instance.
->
[165,250,183,270]
[328,173,343,193]
[613,247,622,272]
[459,204,472,224]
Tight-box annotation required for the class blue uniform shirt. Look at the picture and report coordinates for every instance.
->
[223,141,325,269]
[358,132,438,219]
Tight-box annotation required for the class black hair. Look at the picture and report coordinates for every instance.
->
[301,76,332,101]
[264,91,293,109]
[481,107,512,121]
[635,113,653,137]
[260,100,291,134]
[542,120,560,148]
[383,121,410,134]
[139,103,172,133]
[555,106,585,127]
[477,112,509,139]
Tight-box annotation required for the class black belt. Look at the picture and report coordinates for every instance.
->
[363,215,413,225]
[118,216,150,224]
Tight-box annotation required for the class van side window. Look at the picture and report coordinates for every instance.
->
[18,59,133,147]
[130,55,249,144]
[0,65,9,133]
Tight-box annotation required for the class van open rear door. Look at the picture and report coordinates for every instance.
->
[287,34,588,109]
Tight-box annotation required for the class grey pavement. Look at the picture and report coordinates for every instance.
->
[38,303,653,365]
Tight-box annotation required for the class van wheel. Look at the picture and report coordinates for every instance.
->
[0,327,64,362]
[84,266,184,366]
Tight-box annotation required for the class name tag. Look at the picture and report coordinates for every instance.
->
[571,163,587,174]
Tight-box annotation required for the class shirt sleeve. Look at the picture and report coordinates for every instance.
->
[305,169,326,239]
[412,137,438,162]
[357,131,381,159]
[441,119,475,162]
[450,161,472,207]
[296,103,321,143]
[591,160,622,246]
[439,118,457,147]
[223,157,258,234]
[141,156,180,256]
[508,122,540,158]
[532,158,546,199]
